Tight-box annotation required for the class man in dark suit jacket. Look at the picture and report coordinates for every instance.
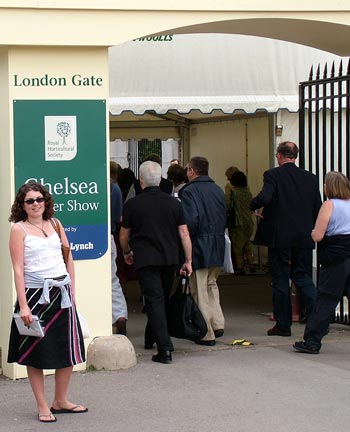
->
[250,141,322,336]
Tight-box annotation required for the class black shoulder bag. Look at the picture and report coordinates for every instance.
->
[167,275,207,341]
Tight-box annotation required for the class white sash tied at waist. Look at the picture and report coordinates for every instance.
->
[24,273,72,309]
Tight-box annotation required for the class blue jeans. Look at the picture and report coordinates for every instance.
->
[268,248,317,331]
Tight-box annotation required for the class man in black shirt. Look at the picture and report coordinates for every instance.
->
[120,161,192,364]
[126,153,173,199]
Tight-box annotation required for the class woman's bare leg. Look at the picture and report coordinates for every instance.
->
[51,366,87,412]
[27,366,54,421]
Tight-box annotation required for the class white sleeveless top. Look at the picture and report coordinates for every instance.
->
[326,199,350,236]
[19,222,67,277]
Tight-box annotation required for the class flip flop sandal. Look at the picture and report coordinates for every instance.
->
[51,405,88,414]
[38,413,57,423]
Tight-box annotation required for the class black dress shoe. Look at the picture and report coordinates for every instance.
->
[293,341,319,354]
[214,329,224,338]
[195,340,216,346]
[267,325,291,337]
[152,351,172,364]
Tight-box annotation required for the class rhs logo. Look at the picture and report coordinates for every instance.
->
[44,116,77,161]
[57,121,71,145]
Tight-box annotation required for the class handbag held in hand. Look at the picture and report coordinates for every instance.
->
[167,275,207,341]
[13,313,44,338]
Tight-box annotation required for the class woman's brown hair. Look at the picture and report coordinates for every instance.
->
[9,182,55,222]
[324,171,350,200]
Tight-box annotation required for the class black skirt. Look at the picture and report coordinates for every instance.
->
[8,284,85,369]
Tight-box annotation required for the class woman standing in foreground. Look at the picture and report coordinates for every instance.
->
[294,171,350,354]
[7,182,87,422]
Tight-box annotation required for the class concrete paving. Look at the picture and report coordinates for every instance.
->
[1,274,350,432]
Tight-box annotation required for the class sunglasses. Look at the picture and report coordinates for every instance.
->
[24,197,45,205]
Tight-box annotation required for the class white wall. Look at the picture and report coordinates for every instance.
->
[110,139,129,167]
[189,116,270,196]
[161,139,179,176]
[189,115,271,268]
[279,110,299,149]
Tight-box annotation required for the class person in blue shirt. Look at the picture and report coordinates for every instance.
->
[294,171,350,354]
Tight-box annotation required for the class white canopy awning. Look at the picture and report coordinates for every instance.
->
[109,95,300,116]
[109,34,348,117]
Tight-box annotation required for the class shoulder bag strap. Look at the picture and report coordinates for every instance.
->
[50,218,61,240]
[181,275,191,294]
[230,189,234,209]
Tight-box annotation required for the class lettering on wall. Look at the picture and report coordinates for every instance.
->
[13,74,103,87]
[133,34,173,42]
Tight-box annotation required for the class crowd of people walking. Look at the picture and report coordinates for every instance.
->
[7,141,350,423]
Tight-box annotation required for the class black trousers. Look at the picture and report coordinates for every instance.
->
[137,265,176,352]
[268,247,317,331]
[304,258,350,350]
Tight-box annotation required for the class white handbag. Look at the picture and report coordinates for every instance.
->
[77,312,90,339]
[13,313,44,338]
[223,230,234,274]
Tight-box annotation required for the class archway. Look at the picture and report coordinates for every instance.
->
[152,18,350,56]
[2,2,350,378]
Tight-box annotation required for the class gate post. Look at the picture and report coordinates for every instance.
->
[0,46,112,379]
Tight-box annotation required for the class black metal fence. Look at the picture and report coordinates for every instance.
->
[127,138,162,178]
[299,59,350,325]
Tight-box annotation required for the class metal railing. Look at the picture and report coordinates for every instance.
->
[299,59,350,193]
[299,60,350,326]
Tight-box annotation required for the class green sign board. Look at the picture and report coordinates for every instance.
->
[13,99,108,260]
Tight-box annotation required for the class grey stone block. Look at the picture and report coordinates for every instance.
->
[87,335,137,370]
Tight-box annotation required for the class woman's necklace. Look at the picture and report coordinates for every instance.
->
[26,220,48,238]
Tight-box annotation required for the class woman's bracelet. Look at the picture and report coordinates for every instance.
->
[123,249,131,255]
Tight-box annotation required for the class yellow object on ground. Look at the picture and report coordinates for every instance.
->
[231,339,254,346]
